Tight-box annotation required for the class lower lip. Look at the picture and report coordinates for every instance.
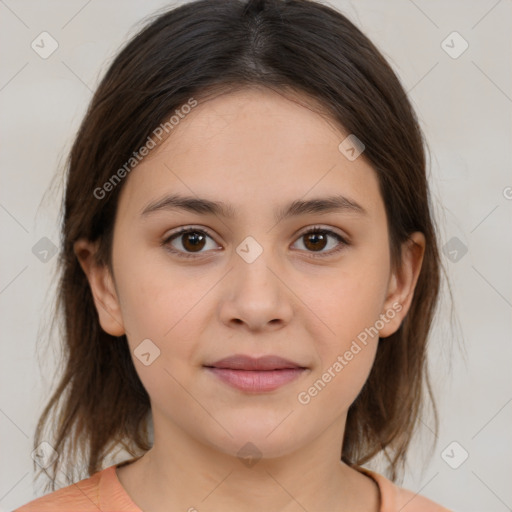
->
[206,367,306,392]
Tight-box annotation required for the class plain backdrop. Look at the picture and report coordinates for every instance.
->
[1,1,511,511]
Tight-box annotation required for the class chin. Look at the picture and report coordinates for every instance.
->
[202,419,309,462]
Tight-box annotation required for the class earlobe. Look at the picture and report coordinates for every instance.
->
[73,238,125,337]
[379,232,426,339]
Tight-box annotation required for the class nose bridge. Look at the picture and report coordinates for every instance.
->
[220,233,293,329]
[233,233,278,291]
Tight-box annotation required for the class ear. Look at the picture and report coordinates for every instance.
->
[73,238,125,337]
[378,232,425,338]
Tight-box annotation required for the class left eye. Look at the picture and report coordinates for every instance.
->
[291,227,347,255]
[163,226,348,258]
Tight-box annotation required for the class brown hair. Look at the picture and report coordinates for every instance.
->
[34,0,442,492]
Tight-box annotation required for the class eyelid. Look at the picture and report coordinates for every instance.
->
[296,224,349,243]
[164,224,218,239]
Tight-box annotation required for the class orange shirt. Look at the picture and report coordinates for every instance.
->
[14,462,452,512]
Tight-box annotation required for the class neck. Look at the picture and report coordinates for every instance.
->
[116,415,380,512]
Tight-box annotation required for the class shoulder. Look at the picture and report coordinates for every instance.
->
[358,467,453,512]
[13,468,106,512]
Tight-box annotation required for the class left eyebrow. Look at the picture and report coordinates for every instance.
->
[140,193,368,223]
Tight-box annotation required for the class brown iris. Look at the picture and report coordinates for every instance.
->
[303,231,328,252]
[181,231,207,252]
[176,229,331,254]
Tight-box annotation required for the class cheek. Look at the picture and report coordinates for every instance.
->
[299,256,388,408]
[299,342,378,416]
[114,258,209,410]
[115,246,208,338]
[298,270,384,412]
[312,259,390,347]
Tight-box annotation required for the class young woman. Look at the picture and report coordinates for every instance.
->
[15,0,451,510]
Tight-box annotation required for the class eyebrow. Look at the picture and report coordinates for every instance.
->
[140,193,367,223]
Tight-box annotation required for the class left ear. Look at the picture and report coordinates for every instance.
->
[378,231,425,338]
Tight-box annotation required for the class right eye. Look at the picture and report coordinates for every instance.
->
[162,227,221,259]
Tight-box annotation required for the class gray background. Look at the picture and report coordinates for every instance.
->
[1,1,511,511]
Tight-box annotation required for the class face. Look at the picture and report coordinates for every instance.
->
[76,86,424,460]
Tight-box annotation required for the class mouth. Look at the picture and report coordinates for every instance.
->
[203,354,308,393]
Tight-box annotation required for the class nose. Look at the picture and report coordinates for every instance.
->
[218,249,294,332]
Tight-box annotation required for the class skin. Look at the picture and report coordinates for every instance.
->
[74,86,425,512]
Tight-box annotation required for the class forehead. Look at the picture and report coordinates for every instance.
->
[116,87,384,222]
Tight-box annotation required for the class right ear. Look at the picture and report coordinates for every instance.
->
[73,238,126,337]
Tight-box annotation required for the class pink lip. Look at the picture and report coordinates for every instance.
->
[204,355,307,392]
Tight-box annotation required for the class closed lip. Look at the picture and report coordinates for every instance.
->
[204,354,307,371]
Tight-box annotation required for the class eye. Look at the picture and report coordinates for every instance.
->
[162,227,220,259]
[291,226,349,257]
[162,225,349,259]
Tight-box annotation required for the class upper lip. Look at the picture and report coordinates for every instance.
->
[205,354,306,371]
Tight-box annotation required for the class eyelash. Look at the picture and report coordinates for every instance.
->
[161,225,349,260]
